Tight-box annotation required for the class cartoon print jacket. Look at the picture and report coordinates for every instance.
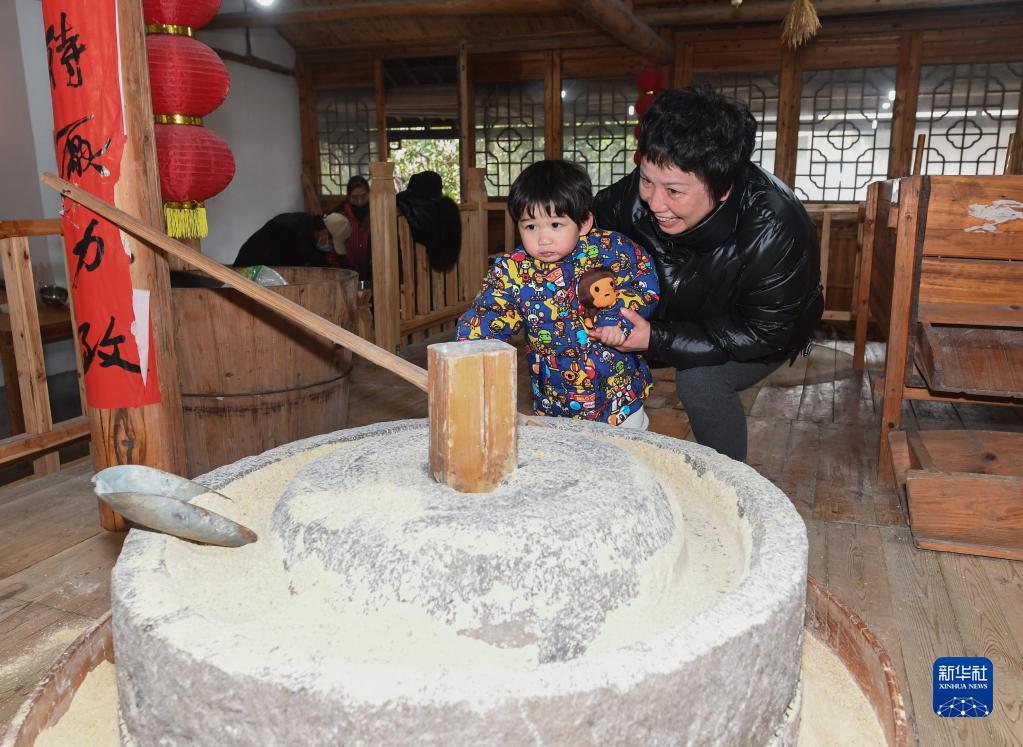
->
[456,229,660,425]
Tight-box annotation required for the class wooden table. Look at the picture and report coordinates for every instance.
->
[0,293,75,435]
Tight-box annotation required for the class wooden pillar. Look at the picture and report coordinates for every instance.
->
[83,0,187,528]
[544,50,563,160]
[296,59,321,211]
[369,161,400,353]
[887,32,922,179]
[374,59,388,161]
[462,168,489,301]
[428,339,517,493]
[0,237,60,475]
[458,41,475,200]
[672,37,694,88]
[774,46,803,187]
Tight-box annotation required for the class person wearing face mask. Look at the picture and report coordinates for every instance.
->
[233,211,347,268]
[332,175,373,283]
[590,87,823,463]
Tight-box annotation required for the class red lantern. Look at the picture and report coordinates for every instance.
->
[635,92,659,119]
[635,67,667,95]
[147,35,230,117]
[144,0,233,238]
[143,0,220,30]
[155,124,235,237]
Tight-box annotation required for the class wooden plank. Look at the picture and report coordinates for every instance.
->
[917,325,1023,398]
[797,340,835,424]
[671,37,694,87]
[906,471,1023,559]
[0,238,58,476]
[0,221,62,240]
[398,218,415,321]
[0,417,90,469]
[564,0,673,65]
[401,302,471,336]
[918,302,1023,329]
[814,423,876,524]
[373,59,387,161]
[919,177,1023,260]
[428,340,516,493]
[776,419,820,520]
[881,524,992,746]
[819,212,833,308]
[295,61,321,208]
[832,340,876,428]
[854,180,894,369]
[458,41,474,199]
[919,257,1023,306]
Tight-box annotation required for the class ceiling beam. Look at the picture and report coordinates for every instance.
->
[565,0,673,64]
[208,0,563,29]
[637,0,1016,27]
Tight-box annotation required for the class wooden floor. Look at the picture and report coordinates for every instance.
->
[2,338,1022,744]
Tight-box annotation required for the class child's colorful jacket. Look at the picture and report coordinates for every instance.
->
[456,229,660,425]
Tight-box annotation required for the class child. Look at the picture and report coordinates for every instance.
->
[456,160,659,428]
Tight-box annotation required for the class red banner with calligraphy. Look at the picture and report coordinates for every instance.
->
[43,0,161,408]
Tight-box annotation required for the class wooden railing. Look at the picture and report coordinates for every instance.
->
[804,202,863,324]
[0,219,90,476]
[370,163,490,352]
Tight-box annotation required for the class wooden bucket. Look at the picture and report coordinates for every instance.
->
[172,266,358,477]
[2,580,910,746]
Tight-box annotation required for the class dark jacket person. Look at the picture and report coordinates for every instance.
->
[395,171,462,272]
[591,87,823,461]
[233,212,332,268]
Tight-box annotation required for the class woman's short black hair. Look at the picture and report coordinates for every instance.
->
[346,175,370,194]
[508,160,592,226]
[638,87,757,200]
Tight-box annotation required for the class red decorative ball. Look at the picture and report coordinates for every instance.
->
[635,92,659,119]
[635,67,667,94]
[155,124,235,202]
[633,124,642,140]
[143,0,221,29]
[148,35,230,117]
[633,150,642,166]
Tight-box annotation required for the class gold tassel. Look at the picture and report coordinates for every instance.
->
[781,0,821,49]
[164,201,208,239]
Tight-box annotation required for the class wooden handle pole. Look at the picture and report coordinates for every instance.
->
[42,173,429,392]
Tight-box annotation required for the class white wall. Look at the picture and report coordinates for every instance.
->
[197,26,304,265]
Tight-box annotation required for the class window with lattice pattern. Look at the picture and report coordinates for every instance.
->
[317,89,378,196]
[474,81,545,196]
[795,67,896,201]
[694,73,780,171]
[914,62,1023,176]
[561,77,638,190]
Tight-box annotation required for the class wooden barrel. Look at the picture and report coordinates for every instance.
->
[171,266,358,477]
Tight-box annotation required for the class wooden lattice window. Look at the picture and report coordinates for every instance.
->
[914,62,1023,176]
[561,77,638,190]
[694,73,780,170]
[795,67,896,201]
[317,89,378,196]
[474,81,545,196]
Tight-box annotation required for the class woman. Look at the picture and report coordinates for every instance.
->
[591,87,823,462]
[334,175,372,283]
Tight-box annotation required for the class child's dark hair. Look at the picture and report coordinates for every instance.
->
[508,160,592,225]
[639,87,757,201]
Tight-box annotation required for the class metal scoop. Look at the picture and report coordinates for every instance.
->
[92,465,257,547]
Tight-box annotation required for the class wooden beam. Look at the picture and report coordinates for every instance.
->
[774,45,803,187]
[374,60,388,161]
[458,41,474,200]
[887,32,922,178]
[368,162,402,355]
[672,36,694,88]
[565,0,673,65]
[637,0,1013,26]
[0,220,62,240]
[209,0,562,29]
[0,416,90,468]
[209,48,293,76]
[428,340,517,493]
[544,50,563,160]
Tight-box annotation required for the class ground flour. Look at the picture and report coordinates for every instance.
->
[34,660,118,747]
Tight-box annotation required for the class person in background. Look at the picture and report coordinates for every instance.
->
[233,212,348,268]
[396,170,462,272]
[590,87,823,461]
[333,175,372,283]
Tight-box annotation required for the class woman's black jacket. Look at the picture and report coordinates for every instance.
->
[592,165,824,369]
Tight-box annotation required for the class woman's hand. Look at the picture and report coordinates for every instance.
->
[588,308,650,352]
